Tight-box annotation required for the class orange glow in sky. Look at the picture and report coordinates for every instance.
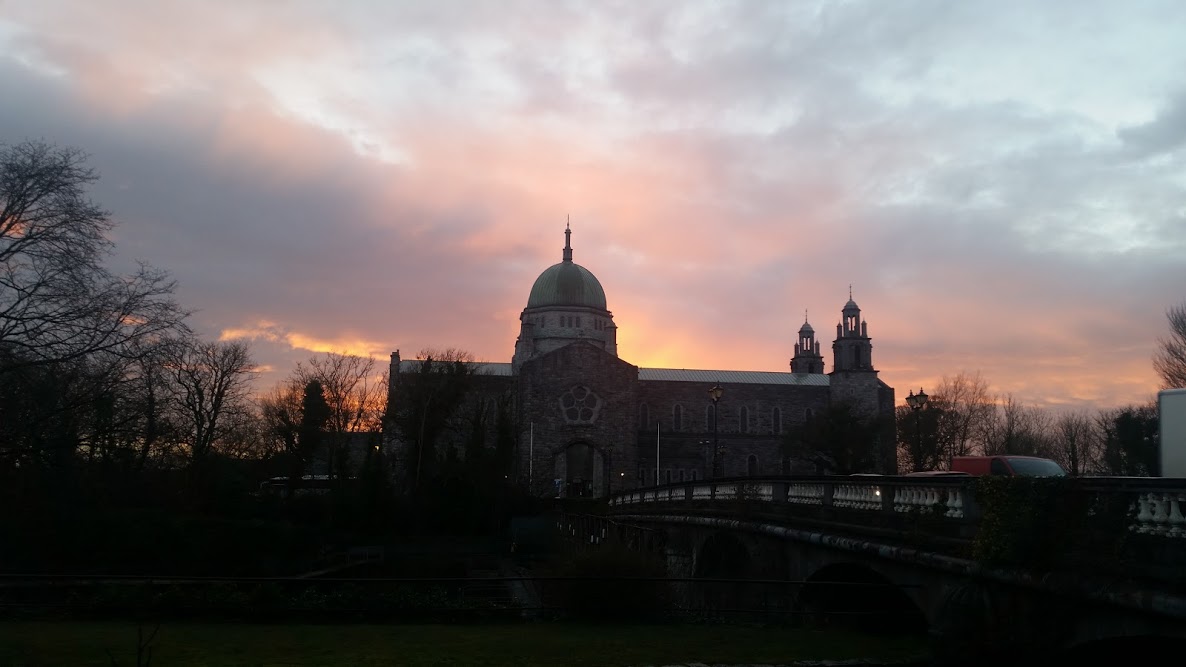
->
[2,1,1182,411]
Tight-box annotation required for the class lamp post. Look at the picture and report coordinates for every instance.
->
[905,388,929,470]
[709,383,724,478]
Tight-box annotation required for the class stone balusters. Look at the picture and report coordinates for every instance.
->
[834,484,881,510]
[893,483,965,518]
[787,482,825,505]
[945,486,965,518]
[1131,491,1186,537]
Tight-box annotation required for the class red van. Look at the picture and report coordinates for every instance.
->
[950,455,1066,477]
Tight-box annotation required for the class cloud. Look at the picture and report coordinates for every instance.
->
[1,0,1183,410]
[1117,91,1186,156]
[219,320,391,360]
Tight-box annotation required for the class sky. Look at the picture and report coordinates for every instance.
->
[2,0,1183,412]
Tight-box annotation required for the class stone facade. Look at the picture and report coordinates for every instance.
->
[385,227,895,496]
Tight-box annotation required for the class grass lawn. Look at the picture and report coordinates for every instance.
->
[0,622,927,666]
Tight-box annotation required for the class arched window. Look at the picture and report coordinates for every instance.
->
[747,455,759,476]
[638,467,647,485]
[639,404,650,432]
[691,470,699,481]
[706,404,715,431]
[664,469,671,484]
[740,406,750,434]
[772,407,782,435]
[672,404,684,432]
[678,469,686,482]
[805,408,814,421]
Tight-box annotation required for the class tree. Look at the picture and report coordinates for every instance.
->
[390,348,477,489]
[291,352,385,481]
[1154,302,1186,389]
[166,338,256,468]
[1050,411,1100,476]
[298,379,331,472]
[0,141,186,478]
[1096,404,1159,476]
[259,380,302,462]
[980,394,1054,458]
[785,403,882,475]
[930,372,995,460]
[895,402,944,473]
[0,140,185,373]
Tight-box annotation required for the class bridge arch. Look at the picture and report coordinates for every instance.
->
[692,532,754,613]
[798,562,927,635]
[695,532,752,579]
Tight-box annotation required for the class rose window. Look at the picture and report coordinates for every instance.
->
[560,385,602,424]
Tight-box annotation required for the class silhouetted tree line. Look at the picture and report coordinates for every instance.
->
[0,141,534,577]
[893,371,1161,475]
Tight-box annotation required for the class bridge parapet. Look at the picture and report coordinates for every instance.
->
[609,475,1186,581]
[612,476,974,522]
[611,476,1186,536]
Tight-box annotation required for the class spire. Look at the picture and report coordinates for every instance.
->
[563,217,572,262]
[792,308,823,374]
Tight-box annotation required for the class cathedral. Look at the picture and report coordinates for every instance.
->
[386,227,895,497]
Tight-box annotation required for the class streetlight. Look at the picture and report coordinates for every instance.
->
[710,383,724,478]
[905,388,929,470]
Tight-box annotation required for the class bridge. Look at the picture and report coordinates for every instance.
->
[560,475,1186,662]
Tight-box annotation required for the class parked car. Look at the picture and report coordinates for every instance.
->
[904,470,972,477]
[950,455,1066,477]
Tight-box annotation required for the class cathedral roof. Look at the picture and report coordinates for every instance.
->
[638,367,829,386]
[526,225,608,310]
[397,360,830,386]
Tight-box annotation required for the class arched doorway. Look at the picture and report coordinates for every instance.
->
[552,442,608,498]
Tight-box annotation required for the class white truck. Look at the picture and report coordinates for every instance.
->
[1160,388,1186,477]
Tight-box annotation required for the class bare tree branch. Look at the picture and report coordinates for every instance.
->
[0,140,187,374]
[165,338,256,466]
[1154,302,1186,390]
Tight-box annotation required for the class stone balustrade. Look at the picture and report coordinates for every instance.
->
[1132,491,1186,537]
[608,475,1186,542]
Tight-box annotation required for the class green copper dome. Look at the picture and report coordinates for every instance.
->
[527,261,607,309]
[526,225,607,309]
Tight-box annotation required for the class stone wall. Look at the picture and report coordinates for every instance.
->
[517,341,639,496]
[635,380,831,479]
